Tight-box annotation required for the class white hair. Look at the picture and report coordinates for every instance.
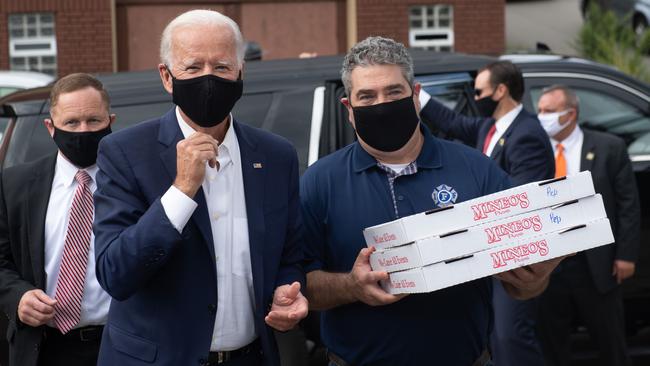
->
[160,9,245,68]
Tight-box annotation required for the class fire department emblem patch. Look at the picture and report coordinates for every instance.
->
[432,184,458,207]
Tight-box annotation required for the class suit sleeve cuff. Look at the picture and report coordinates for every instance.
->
[160,185,198,233]
[419,88,432,108]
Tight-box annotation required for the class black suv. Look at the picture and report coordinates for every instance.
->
[1,50,649,364]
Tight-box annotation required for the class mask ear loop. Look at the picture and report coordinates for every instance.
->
[164,65,176,79]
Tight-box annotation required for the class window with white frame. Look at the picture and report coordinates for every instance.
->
[408,5,454,51]
[8,13,57,75]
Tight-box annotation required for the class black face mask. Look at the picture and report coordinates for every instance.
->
[168,68,243,128]
[351,95,420,152]
[52,125,112,168]
[475,94,499,118]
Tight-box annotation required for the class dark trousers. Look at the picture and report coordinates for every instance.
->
[538,257,630,366]
[490,278,545,366]
[37,327,102,366]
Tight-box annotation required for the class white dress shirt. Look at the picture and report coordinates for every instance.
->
[484,104,523,157]
[418,89,523,157]
[160,107,256,351]
[551,125,584,176]
[44,154,111,328]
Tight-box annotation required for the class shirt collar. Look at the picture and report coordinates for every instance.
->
[551,124,583,152]
[55,152,98,188]
[495,104,523,134]
[352,123,443,173]
[175,106,238,169]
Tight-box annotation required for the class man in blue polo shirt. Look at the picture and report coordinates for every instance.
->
[301,36,566,366]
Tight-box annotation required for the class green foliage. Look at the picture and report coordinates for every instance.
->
[576,3,650,82]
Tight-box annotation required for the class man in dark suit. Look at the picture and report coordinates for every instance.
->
[419,60,554,366]
[536,84,639,366]
[0,73,114,366]
[92,9,307,366]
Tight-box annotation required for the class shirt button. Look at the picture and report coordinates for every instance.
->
[212,213,219,220]
[397,195,404,201]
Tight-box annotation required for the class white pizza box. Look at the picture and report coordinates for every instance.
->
[381,217,614,294]
[370,194,607,273]
[363,171,595,250]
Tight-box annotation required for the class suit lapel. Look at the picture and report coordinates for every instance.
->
[580,129,596,172]
[234,121,266,309]
[157,109,215,261]
[26,154,57,288]
[489,109,524,160]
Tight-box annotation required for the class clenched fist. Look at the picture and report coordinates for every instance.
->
[173,132,219,198]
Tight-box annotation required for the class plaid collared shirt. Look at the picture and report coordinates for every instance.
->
[376,161,418,218]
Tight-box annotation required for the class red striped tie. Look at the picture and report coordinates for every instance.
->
[53,170,94,334]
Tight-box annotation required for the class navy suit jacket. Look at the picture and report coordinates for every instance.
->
[93,109,304,366]
[420,99,555,185]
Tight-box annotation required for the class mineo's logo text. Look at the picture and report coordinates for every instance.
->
[471,193,530,221]
[490,239,549,268]
[484,215,543,244]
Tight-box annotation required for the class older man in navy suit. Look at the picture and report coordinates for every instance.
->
[419,60,554,366]
[93,9,307,366]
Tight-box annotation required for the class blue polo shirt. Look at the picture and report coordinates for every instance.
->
[300,126,511,366]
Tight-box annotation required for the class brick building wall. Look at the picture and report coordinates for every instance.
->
[356,0,505,55]
[0,0,504,75]
[115,0,346,71]
[0,0,114,76]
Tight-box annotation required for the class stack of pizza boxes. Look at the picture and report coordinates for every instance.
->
[364,171,614,294]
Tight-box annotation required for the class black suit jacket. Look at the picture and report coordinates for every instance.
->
[0,154,57,366]
[580,128,640,293]
[420,98,555,185]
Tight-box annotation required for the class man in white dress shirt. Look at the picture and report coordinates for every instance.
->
[0,73,114,366]
[536,84,639,366]
[92,9,307,366]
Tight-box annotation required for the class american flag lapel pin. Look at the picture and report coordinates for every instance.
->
[253,162,263,169]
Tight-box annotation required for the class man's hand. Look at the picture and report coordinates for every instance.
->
[17,289,57,327]
[494,256,567,300]
[612,260,635,284]
[348,247,407,306]
[265,282,308,332]
[173,132,219,198]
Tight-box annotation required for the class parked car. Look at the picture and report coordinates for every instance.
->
[581,0,650,36]
[0,70,53,98]
[1,50,649,364]
[0,70,53,142]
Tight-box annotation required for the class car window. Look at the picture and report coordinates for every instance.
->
[417,72,477,141]
[0,87,20,98]
[530,86,650,156]
[418,72,475,111]
[0,117,10,142]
